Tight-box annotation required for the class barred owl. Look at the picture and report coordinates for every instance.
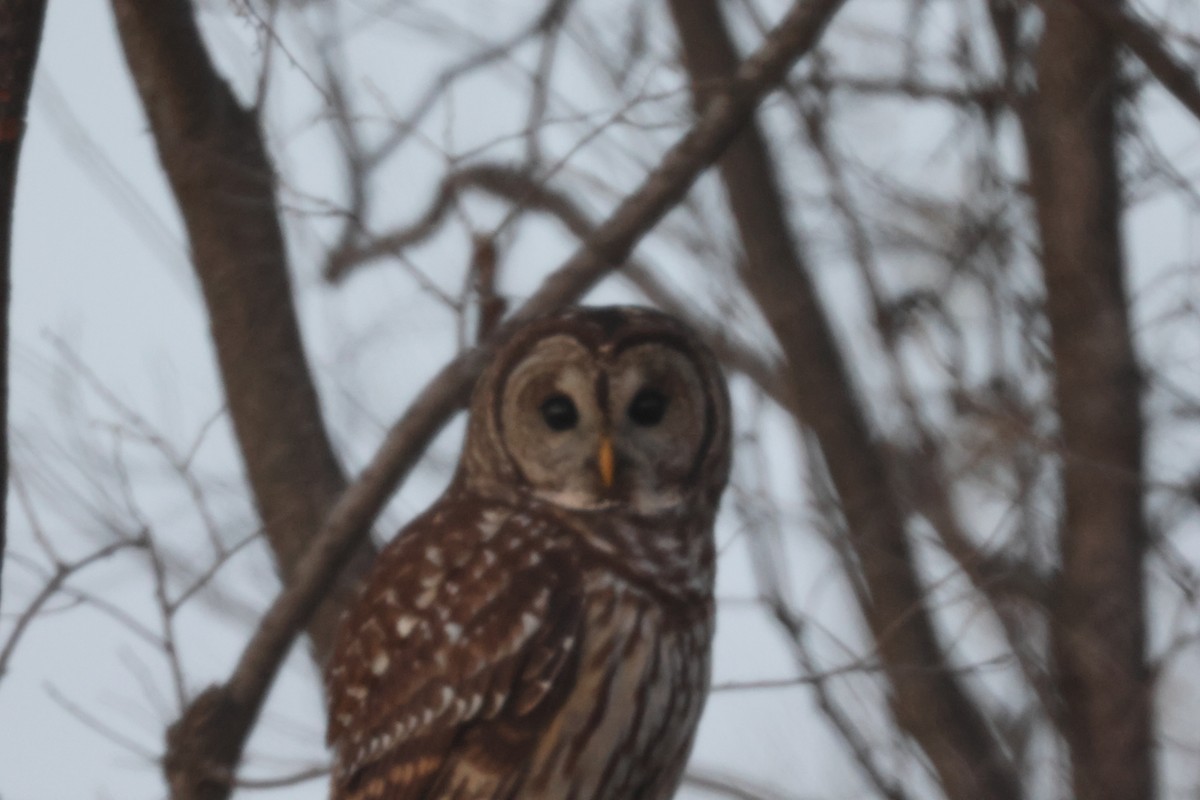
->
[326,306,732,800]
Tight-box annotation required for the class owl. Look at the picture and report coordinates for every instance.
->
[325,305,732,800]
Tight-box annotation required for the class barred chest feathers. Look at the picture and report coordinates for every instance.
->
[325,306,732,800]
[521,567,716,800]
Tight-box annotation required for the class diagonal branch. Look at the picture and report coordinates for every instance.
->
[331,161,790,406]
[322,0,576,271]
[152,3,844,798]
[665,1,1021,798]
[1066,0,1200,125]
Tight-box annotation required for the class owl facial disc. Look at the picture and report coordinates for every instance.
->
[472,307,730,515]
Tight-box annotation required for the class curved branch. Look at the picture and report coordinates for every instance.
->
[322,0,577,269]
[666,0,1020,797]
[1067,0,1200,125]
[155,2,845,797]
[332,161,790,404]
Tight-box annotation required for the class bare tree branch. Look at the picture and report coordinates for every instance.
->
[763,600,912,800]
[0,536,146,682]
[146,2,846,797]
[321,0,576,268]
[1067,0,1200,125]
[665,1,1020,797]
[6,1,1193,796]
[1016,2,1155,798]
[109,0,377,670]
[333,160,789,406]
[0,0,49,610]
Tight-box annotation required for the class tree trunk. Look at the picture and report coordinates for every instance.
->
[109,0,376,670]
[1020,2,1154,798]
[666,2,1021,798]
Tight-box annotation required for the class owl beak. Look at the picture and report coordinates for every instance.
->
[597,436,616,488]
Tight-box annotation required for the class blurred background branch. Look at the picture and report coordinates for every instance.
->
[4,0,1200,798]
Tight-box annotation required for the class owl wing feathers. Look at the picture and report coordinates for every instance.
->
[326,502,584,800]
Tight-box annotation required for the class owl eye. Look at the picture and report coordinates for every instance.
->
[539,393,579,431]
[627,388,668,427]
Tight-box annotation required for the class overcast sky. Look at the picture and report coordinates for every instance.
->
[3,1,1200,799]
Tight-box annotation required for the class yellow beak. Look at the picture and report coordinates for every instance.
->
[598,436,615,488]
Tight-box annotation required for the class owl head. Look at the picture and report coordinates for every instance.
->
[461,306,731,516]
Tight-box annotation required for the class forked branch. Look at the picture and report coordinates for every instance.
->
[666,0,1020,797]
[132,2,847,797]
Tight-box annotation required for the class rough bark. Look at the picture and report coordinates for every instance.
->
[665,2,1021,798]
[109,0,375,664]
[0,0,50,609]
[1020,2,1154,798]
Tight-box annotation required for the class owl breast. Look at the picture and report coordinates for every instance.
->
[520,571,715,800]
[327,306,731,800]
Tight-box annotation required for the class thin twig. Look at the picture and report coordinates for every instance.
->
[683,767,801,800]
[0,537,146,682]
[162,4,849,797]
[1066,0,1200,124]
[44,682,160,762]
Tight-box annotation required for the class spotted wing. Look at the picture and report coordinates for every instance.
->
[325,502,583,800]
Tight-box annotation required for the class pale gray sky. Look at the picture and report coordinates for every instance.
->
[4,1,1200,799]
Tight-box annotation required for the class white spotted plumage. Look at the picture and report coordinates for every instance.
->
[326,307,731,800]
